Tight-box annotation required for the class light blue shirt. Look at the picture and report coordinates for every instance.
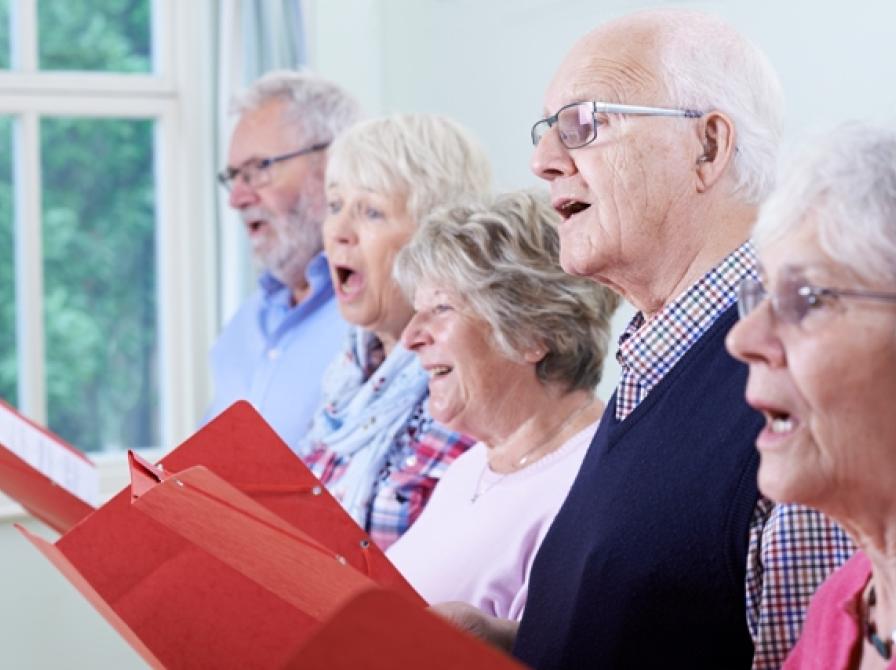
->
[205,252,349,450]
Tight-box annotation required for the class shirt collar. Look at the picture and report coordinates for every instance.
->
[258,251,333,303]
[616,240,757,385]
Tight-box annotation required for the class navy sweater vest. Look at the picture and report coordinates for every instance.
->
[514,304,763,669]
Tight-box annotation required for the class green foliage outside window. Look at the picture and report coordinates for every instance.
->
[0,1,157,451]
[0,117,14,406]
[0,0,9,70]
[38,0,151,73]
[41,118,158,452]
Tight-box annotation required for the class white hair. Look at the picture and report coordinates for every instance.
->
[753,122,896,284]
[325,113,492,223]
[641,9,784,204]
[231,69,362,144]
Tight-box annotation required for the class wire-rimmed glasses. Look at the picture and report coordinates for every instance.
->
[531,101,704,149]
[217,141,330,191]
[737,268,896,325]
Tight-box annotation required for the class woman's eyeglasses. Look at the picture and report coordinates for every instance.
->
[738,268,896,325]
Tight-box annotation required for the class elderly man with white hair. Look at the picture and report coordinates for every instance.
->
[436,9,852,669]
[207,71,361,449]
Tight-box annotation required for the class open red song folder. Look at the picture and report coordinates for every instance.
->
[291,588,528,669]
[0,398,97,533]
[16,401,421,669]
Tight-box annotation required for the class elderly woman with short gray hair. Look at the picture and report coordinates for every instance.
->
[386,190,619,620]
[726,123,896,669]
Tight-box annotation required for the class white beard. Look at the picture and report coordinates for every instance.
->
[245,198,324,289]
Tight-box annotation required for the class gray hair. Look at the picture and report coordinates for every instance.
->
[231,69,362,144]
[395,191,620,392]
[639,9,784,204]
[753,122,896,285]
[325,113,492,223]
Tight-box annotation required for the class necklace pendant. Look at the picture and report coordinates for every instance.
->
[864,585,895,661]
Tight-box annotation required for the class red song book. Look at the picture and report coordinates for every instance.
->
[18,401,419,669]
[0,398,97,533]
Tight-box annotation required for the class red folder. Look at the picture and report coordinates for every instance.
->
[0,398,96,533]
[17,401,420,670]
[290,589,529,669]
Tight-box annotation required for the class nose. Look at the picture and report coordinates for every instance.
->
[725,301,786,369]
[323,206,358,250]
[228,175,259,209]
[401,310,433,352]
[530,127,576,182]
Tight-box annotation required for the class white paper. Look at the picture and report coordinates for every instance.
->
[0,403,99,506]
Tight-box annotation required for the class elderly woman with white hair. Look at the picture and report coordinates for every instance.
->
[295,114,491,549]
[725,123,896,669]
[385,191,618,619]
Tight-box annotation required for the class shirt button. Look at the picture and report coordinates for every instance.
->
[404,455,417,468]
[267,348,280,360]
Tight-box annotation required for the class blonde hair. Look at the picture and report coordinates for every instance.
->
[326,113,492,223]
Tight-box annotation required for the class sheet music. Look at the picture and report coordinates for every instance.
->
[0,403,99,506]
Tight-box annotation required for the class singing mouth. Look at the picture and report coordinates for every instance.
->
[554,199,591,220]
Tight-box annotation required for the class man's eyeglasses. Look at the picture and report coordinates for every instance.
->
[217,141,330,191]
[531,101,704,149]
[737,269,896,325]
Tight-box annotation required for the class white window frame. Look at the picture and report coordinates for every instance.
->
[0,0,217,507]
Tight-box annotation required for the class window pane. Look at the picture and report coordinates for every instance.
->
[38,0,152,73]
[0,0,9,70]
[41,118,158,452]
[0,116,14,406]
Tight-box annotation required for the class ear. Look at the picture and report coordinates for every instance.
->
[694,111,736,194]
[523,345,548,364]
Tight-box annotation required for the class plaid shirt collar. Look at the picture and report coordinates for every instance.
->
[615,240,757,420]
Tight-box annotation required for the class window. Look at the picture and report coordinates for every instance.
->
[0,0,215,454]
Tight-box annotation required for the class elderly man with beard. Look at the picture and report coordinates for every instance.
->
[435,9,852,670]
[207,71,361,449]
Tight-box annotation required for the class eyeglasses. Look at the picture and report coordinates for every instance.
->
[217,141,330,191]
[531,101,704,149]
[737,269,896,325]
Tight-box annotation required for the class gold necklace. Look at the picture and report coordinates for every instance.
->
[469,398,596,503]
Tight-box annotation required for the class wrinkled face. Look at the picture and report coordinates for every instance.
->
[726,224,896,512]
[402,283,539,439]
[531,27,704,303]
[226,99,326,289]
[323,184,416,348]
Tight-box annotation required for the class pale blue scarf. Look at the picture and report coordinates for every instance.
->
[299,327,429,527]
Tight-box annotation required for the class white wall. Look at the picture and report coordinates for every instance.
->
[3,2,895,666]
[0,516,145,668]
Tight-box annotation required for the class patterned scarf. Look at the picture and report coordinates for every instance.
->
[299,327,430,525]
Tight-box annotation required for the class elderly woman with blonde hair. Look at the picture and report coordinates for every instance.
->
[386,190,619,620]
[725,123,896,669]
[296,113,491,549]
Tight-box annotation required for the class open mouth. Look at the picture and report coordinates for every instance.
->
[554,199,591,221]
[334,265,363,295]
[246,219,267,234]
[765,410,794,435]
[428,365,452,379]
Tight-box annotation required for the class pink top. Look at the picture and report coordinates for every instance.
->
[784,551,896,670]
[385,420,596,621]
